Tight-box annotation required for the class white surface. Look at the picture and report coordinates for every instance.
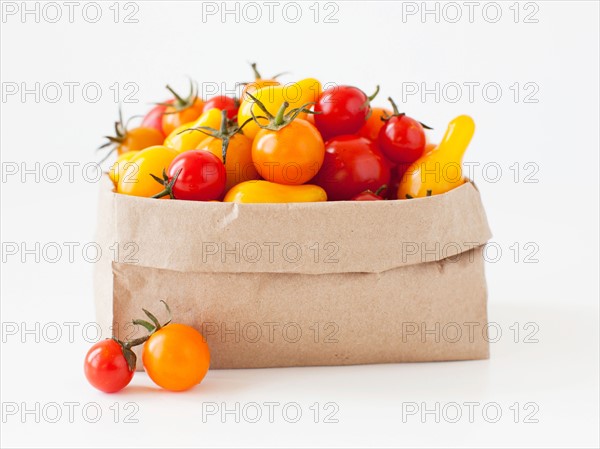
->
[1,1,598,448]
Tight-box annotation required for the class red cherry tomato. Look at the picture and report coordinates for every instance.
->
[314,85,379,140]
[313,136,390,201]
[352,185,387,201]
[84,339,134,393]
[141,102,171,138]
[377,98,428,164]
[202,96,238,119]
[159,150,226,201]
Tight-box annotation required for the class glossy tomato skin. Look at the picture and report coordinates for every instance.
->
[202,96,238,119]
[196,134,259,192]
[117,127,164,155]
[168,150,226,201]
[84,339,133,393]
[141,103,170,137]
[313,136,390,201]
[358,107,391,141]
[252,119,324,185]
[378,115,427,164]
[117,146,179,198]
[142,324,210,392]
[352,190,385,201]
[314,86,370,140]
[162,98,205,136]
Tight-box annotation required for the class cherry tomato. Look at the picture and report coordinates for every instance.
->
[197,134,259,192]
[313,136,390,201]
[141,102,171,137]
[252,119,324,185]
[241,62,281,101]
[117,146,179,197]
[157,150,226,201]
[161,83,205,136]
[352,185,387,201]
[100,111,165,159]
[84,339,134,393]
[314,85,379,140]
[117,127,164,155]
[202,96,238,120]
[377,98,428,164]
[142,323,210,392]
[162,99,204,137]
[358,107,392,141]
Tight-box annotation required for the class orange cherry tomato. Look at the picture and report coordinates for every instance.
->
[197,134,260,192]
[358,107,392,141]
[162,97,204,136]
[252,119,325,185]
[116,127,164,155]
[142,323,210,392]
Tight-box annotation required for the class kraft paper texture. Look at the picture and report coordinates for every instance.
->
[94,176,492,369]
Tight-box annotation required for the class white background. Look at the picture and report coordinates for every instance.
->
[1,1,598,447]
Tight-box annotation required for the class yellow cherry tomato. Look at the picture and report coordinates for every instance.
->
[117,145,179,197]
[163,108,222,152]
[196,134,260,192]
[108,151,136,185]
[398,115,475,199]
[237,78,322,139]
[224,180,327,203]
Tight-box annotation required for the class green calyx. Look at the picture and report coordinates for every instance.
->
[186,110,252,164]
[150,168,183,199]
[382,97,433,130]
[113,300,173,371]
[97,107,137,164]
[159,79,199,113]
[249,62,287,81]
[246,92,316,132]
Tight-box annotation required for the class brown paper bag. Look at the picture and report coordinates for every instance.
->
[94,177,492,369]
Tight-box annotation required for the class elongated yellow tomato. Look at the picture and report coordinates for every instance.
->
[224,180,327,203]
[398,115,475,199]
[237,78,322,139]
[117,145,179,197]
[108,151,136,185]
[163,108,222,152]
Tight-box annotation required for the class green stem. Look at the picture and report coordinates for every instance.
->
[274,102,289,126]
[165,85,185,105]
[246,93,275,120]
[219,109,228,134]
[123,335,151,349]
[375,185,387,196]
[251,62,261,79]
[368,85,380,102]
[388,97,400,116]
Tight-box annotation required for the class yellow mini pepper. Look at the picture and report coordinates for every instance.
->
[224,180,327,203]
[398,115,475,199]
[237,78,322,139]
[163,108,222,152]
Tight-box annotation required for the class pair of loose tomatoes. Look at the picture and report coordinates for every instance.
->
[84,304,210,393]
